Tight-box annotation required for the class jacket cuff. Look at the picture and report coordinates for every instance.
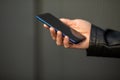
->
[86,24,106,57]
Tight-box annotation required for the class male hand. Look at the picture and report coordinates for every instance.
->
[43,18,91,49]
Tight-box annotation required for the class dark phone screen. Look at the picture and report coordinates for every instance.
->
[36,13,85,44]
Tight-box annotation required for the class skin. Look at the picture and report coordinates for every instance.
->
[43,18,91,49]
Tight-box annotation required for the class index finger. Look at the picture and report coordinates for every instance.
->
[43,24,49,29]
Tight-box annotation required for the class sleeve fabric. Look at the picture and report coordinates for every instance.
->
[87,24,120,58]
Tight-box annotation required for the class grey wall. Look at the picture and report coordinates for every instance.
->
[37,0,120,80]
[0,0,120,80]
[0,0,34,80]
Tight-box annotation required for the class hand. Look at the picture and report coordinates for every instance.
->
[43,18,91,49]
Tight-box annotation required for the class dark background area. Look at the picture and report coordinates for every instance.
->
[0,0,120,80]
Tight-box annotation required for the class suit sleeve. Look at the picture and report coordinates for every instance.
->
[87,24,120,58]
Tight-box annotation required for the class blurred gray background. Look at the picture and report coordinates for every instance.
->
[0,0,120,80]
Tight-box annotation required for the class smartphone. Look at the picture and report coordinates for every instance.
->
[35,13,85,44]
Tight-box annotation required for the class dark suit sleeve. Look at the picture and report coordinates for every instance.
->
[87,24,120,58]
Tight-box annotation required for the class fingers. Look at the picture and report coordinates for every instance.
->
[43,23,72,48]
[56,31,63,46]
[43,24,57,41]
[43,24,49,29]
[49,27,71,48]
[49,27,56,40]
[63,36,70,48]
[50,28,63,46]
[49,28,64,46]
[49,27,71,47]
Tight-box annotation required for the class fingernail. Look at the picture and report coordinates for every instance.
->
[65,36,68,39]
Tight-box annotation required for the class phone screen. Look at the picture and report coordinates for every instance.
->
[35,13,85,44]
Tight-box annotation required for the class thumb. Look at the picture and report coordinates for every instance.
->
[60,18,73,27]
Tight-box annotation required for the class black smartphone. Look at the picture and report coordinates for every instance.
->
[35,13,85,44]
